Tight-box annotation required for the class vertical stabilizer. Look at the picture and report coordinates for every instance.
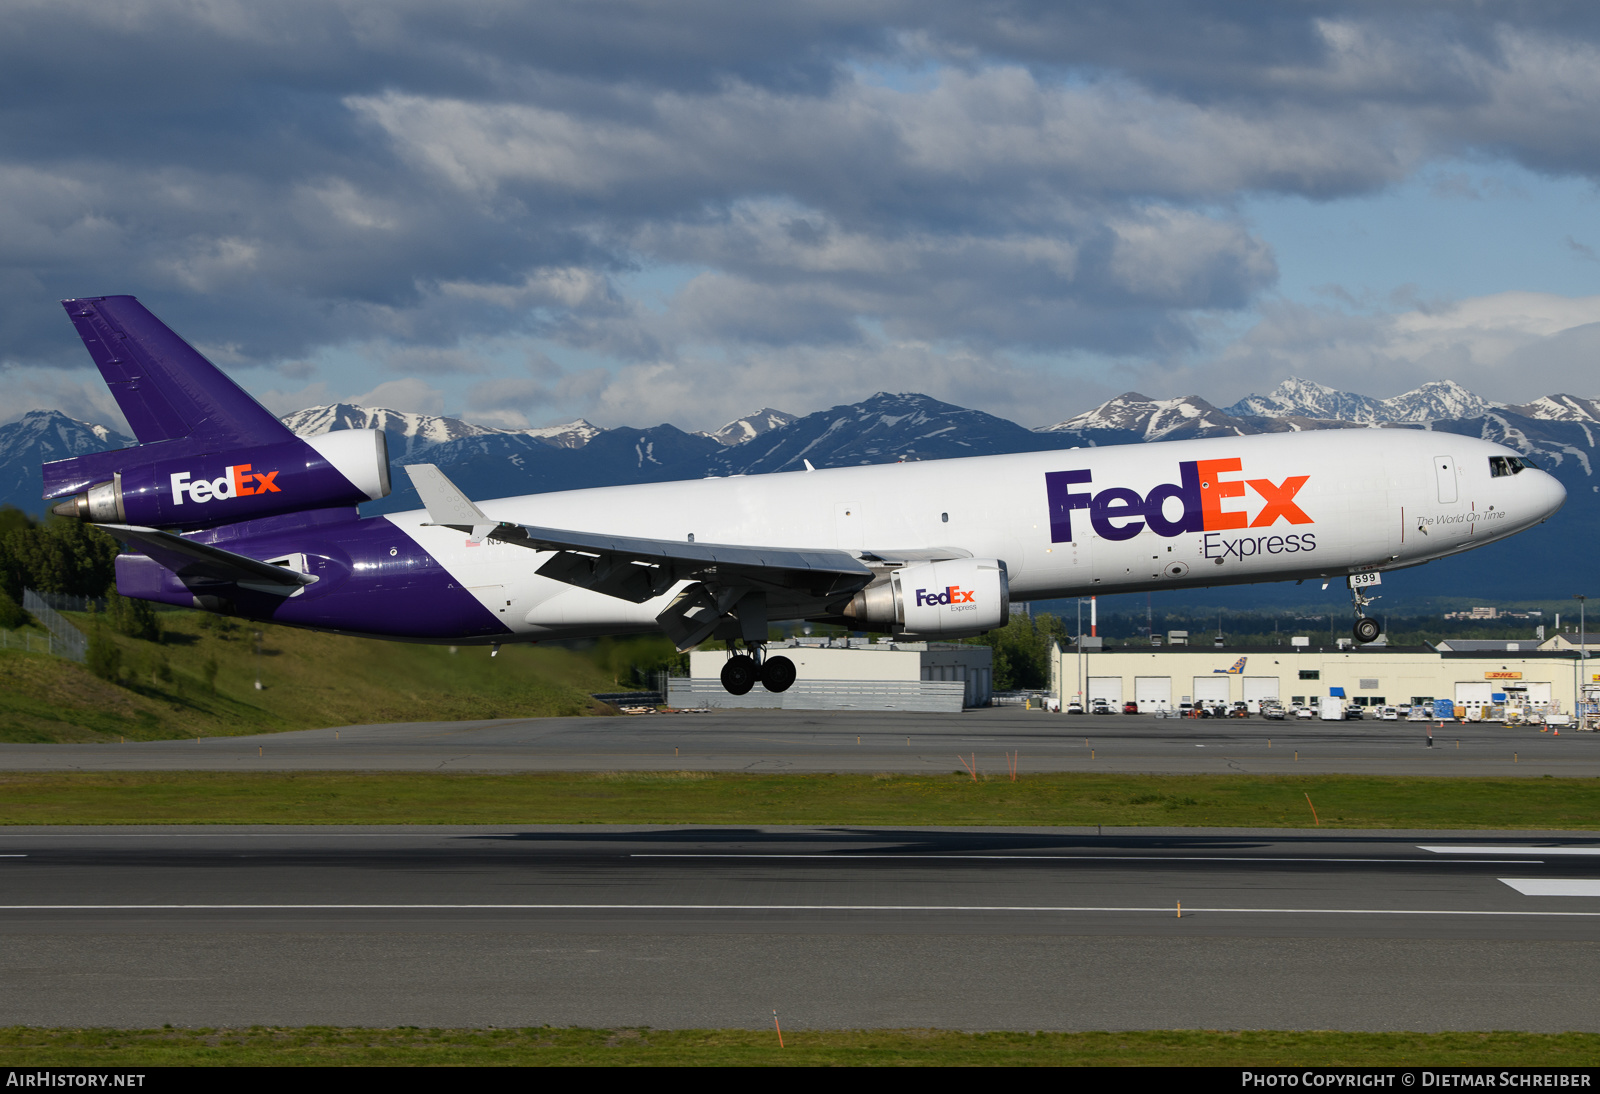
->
[60,296,294,447]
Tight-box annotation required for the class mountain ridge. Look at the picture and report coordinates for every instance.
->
[4,378,1596,602]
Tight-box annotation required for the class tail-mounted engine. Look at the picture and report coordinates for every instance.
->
[842,558,1010,638]
[47,429,391,529]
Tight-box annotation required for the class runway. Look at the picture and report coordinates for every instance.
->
[2,824,1599,1030]
[3,708,1595,775]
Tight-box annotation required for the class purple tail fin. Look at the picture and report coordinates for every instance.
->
[61,296,294,447]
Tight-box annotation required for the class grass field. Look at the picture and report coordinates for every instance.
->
[0,611,623,743]
[0,1026,1595,1066]
[1,770,1597,827]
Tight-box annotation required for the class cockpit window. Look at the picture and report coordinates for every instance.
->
[1489,455,1538,477]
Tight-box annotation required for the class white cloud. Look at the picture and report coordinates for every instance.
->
[1157,291,1600,405]
[348,377,445,414]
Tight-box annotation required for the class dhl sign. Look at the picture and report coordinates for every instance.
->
[1485,671,1523,680]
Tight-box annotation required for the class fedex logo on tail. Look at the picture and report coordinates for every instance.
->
[1045,459,1311,543]
[916,585,977,609]
[171,465,281,505]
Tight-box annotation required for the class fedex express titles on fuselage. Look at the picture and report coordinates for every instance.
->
[386,428,1562,641]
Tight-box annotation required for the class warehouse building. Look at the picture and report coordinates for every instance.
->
[1052,640,1593,717]
[670,637,994,712]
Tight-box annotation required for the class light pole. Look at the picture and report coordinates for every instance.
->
[1575,595,1588,723]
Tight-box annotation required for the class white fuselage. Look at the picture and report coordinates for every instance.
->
[385,429,1565,640]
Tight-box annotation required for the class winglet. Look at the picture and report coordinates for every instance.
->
[404,464,500,540]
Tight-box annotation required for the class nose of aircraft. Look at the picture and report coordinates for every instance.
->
[1535,468,1567,520]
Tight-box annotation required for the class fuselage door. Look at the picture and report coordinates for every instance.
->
[1433,456,1458,504]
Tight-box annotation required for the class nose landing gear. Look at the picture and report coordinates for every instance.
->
[1349,579,1383,644]
[719,644,797,694]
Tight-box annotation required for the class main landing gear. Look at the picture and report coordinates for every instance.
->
[1349,582,1383,644]
[719,643,797,695]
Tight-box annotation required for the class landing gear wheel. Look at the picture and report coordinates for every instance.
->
[1353,617,1381,644]
[760,655,797,693]
[720,655,757,695]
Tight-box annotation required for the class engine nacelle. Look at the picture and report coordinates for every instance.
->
[843,558,1010,638]
[49,430,391,529]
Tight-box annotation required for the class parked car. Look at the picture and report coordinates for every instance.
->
[1262,705,1286,720]
[1230,701,1250,718]
[1123,700,1139,714]
[1379,706,1400,721]
[1091,699,1114,715]
[1295,706,1316,719]
[1066,700,1085,715]
[1344,704,1364,720]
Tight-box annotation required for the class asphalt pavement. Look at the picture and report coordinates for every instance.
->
[2,708,1593,775]
[2,825,1598,1030]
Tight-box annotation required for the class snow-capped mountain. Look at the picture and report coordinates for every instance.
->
[1040,393,1272,442]
[1222,377,1494,424]
[1225,378,1388,422]
[280,403,501,459]
[1379,379,1495,422]
[721,392,1054,475]
[702,408,798,447]
[521,419,601,449]
[279,403,600,458]
[0,410,132,518]
[1501,394,1600,422]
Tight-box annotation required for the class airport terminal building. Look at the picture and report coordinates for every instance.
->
[1051,639,1593,717]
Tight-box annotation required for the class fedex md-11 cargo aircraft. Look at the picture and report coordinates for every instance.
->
[44,297,1566,695]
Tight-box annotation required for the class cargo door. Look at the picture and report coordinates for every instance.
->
[1088,677,1123,706]
[1192,676,1230,704]
[1134,676,1171,712]
[1242,676,1279,711]
[1434,456,1458,504]
[1455,681,1494,715]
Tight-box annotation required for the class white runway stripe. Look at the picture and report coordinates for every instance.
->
[1421,845,1600,855]
[633,853,1542,863]
[1499,879,1600,896]
[0,903,1597,916]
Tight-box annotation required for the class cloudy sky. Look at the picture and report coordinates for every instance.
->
[4,1,1600,434]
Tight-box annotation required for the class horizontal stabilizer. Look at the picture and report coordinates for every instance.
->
[98,524,317,594]
[60,296,295,447]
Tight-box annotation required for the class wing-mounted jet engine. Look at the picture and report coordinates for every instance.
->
[841,557,1011,638]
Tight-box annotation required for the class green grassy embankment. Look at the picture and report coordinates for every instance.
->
[1,770,1596,827]
[0,611,618,743]
[1,1027,1595,1066]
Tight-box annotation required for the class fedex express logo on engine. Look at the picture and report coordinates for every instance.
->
[1045,459,1311,544]
[170,465,281,505]
[916,585,977,610]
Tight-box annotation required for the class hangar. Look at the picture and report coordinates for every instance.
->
[1051,640,1593,718]
[670,637,994,712]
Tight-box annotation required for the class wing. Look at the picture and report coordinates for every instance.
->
[99,524,318,595]
[404,464,966,649]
